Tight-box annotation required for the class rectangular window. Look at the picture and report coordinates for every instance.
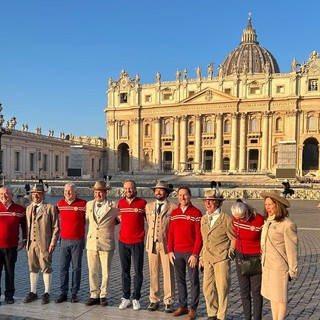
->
[55,155,59,172]
[65,156,69,172]
[14,152,20,171]
[163,93,172,100]
[276,85,285,94]
[251,139,258,144]
[223,140,230,145]
[188,91,195,97]
[308,79,318,91]
[145,95,152,102]
[91,158,94,173]
[224,88,231,95]
[188,141,194,146]
[120,93,128,103]
[250,87,261,95]
[43,154,48,172]
[164,142,171,146]
[30,153,35,171]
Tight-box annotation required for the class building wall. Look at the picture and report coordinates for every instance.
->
[1,130,107,180]
[105,52,320,176]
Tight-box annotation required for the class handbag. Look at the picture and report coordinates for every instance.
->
[237,258,262,276]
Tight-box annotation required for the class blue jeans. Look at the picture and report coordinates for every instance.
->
[59,239,85,295]
[118,240,144,300]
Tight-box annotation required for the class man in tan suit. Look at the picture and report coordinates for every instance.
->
[85,181,120,306]
[24,184,60,305]
[199,186,236,320]
[145,181,177,313]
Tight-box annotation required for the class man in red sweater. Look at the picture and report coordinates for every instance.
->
[168,186,202,320]
[56,182,87,303]
[118,179,147,311]
[0,186,27,304]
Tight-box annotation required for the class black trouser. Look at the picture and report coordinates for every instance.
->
[118,240,144,300]
[235,252,263,320]
[0,247,18,299]
[174,250,200,311]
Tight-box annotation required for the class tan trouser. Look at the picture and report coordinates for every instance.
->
[87,250,114,298]
[203,259,231,320]
[148,242,175,304]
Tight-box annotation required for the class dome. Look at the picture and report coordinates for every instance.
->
[219,16,280,76]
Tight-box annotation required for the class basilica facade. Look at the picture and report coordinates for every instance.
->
[105,17,320,177]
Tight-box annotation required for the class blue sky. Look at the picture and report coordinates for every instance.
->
[1,0,319,138]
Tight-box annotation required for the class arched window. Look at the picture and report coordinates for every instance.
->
[119,122,127,138]
[250,118,259,132]
[275,117,282,132]
[145,123,150,137]
[164,121,172,135]
[205,120,213,133]
[224,120,230,133]
[188,121,195,135]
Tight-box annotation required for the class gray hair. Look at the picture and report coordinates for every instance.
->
[231,201,247,218]
[64,182,77,191]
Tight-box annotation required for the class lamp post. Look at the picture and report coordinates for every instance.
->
[0,103,17,184]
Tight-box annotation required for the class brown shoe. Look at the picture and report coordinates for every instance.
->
[173,307,189,317]
[187,309,197,320]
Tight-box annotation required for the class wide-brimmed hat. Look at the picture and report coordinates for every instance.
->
[150,181,174,193]
[199,189,224,201]
[30,184,46,193]
[260,190,290,208]
[92,180,111,191]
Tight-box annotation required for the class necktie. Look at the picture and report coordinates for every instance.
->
[33,205,38,216]
[157,203,163,214]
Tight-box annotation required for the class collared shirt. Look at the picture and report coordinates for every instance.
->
[207,207,221,228]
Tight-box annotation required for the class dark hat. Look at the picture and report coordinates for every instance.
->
[150,181,174,193]
[92,180,111,191]
[199,189,224,201]
[30,184,46,193]
[260,190,290,208]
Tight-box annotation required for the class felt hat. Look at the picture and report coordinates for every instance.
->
[150,181,174,193]
[92,180,111,191]
[260,190,290,208]
[30,183,46,193]
[199,189,224,201]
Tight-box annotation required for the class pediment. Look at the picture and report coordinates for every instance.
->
[181,87,238,104]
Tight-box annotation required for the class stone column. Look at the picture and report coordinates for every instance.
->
[239,113,247,171]
[180,115,187,171]
[194,115,202,171]
[131,118,140,171]
[153,117,161,171]
[107,119,117,172]
[215,114,223,171]
[261,112,270,171]
[174,116,180,171]
[230,112,238,171]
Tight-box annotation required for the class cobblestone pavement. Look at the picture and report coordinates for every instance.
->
[0,198,319,319]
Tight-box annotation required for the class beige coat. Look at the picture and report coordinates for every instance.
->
[145,200,177,254]
[200,211,236,264]
[26,202,60,252]
[86,200,120,251]
[261,217,298,302]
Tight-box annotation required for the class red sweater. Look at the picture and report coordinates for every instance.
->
[168,203,203,256]
[233,213,264,254]
[0,202,26,248]
[118,196,147,244]
[57,197,87,240]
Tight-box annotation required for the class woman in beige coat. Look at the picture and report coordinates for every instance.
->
[260,190,298,320]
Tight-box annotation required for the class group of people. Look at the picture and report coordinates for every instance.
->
[0,179,298,320]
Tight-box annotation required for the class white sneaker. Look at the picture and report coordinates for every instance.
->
[132,299,141,311]
[119,298,131,309]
